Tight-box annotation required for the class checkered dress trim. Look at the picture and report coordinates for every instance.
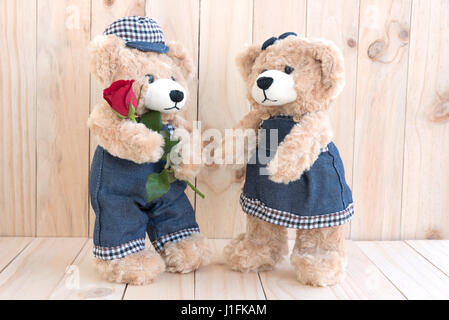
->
[104,16,165,43]
[93,238,146,261]
[240,193,354,229]
[152,227,200,253]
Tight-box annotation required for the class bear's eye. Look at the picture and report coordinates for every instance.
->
[171,76,176,81]
[284,65,294,74]
[260,69,268,74]
[146,74,155,84]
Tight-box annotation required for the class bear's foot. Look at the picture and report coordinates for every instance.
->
[223,233,288,273]
[291,226,347,287]
[94,249,165,285]
[290,248,346,287]
[161,233,212,273]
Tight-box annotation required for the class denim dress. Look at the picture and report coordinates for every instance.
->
[240,116,354,229]
[90,125,200,260]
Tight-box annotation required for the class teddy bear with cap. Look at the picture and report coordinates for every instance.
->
[221,32,354,287]
[88,16,211,285]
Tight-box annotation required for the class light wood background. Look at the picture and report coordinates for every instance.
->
[1,0,448,240]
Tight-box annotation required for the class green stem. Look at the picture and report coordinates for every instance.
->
[128,97,137,122]
[184,180,205,199]
[165,154,172,169]
[137,85,143,105]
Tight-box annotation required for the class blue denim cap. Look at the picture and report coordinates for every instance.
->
[104,16,169,53]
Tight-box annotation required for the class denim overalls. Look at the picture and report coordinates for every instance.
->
[240,115,354,229]
[90,125,200,260]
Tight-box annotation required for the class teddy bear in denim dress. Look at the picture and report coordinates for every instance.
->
[88,17,211,285]
[222,33,354,287]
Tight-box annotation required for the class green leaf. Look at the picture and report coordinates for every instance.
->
[145,170,170,203]
[140,110,162,132]
[164,137,180,154]
[160,129,180,154]
[160,130,169,139]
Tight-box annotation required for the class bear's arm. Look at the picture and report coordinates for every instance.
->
[171,115,193,133]
[267,111,333,184]
[233,109,267,131]
[88,102,165,164]
[168,115,202,180]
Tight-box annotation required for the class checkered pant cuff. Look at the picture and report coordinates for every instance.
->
[93,238,146,261]
[240,193,354,229]
[152,228,200,253]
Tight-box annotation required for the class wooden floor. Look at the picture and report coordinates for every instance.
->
[0,238,448,300]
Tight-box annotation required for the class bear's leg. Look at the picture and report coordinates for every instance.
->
[94,250,165,285]
[161,233,213,273]
[224,215,288,272]
[148,180,212,274]
[291,225,347,287]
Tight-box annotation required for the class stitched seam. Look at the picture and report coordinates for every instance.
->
[328,148,346,208]
[94,148,104,244]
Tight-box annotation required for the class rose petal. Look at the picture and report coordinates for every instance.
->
[125,85,138,110]
[103,80,136,117]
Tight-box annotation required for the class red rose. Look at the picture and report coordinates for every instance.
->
[103,80,138,117]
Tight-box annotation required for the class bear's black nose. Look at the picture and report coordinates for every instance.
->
[169,90,184,103]
[257,77,274,90]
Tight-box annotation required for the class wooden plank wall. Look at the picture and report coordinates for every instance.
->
[0,0,36,236]
[1,0,448,240]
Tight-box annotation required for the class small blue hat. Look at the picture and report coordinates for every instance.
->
[104,16,169,53]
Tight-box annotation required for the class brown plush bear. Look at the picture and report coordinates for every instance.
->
[88,17,211,285]
[222,33,353,287]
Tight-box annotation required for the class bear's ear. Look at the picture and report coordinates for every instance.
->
[166,41,194,79]
[310,39,345,101]
[88,35,125,85]
[236,45,261,82]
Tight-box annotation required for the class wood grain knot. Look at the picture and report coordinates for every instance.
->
[430,99,449,123]
[83,287,114,299]
[347,38,357,48]
[367,40,385,59]
[103,0,115,7]
[399,29,409,41]
[367,21,409,63]
[425,229,442,240]
[234,168,245,181]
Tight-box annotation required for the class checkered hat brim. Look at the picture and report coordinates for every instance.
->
[240,193,354,229]
[104,16,165,44]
